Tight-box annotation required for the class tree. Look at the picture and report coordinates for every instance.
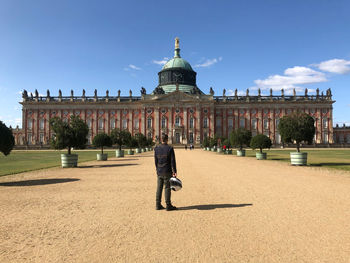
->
[134,133,147,148]
[202,137,210,148]
[209,135,218,148]
[230,128,252,150]
[146,137,155,147]
[92,133,112,154]
[222,138,231,149]
[278,112,315,152]
[49,115,89,154]
[250,134,272,153]
[126,135,138,150]
[110,128,131,150]
[0,121,15,156]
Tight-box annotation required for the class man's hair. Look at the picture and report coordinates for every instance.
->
[161,133,168,142]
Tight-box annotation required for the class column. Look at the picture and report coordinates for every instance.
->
[141,108,145,135]
[196,105,201,143]
[183,107,188,144]
[155,107,160,139]
[128,110,132,134]
[257,108,262,134]
[106,110,110,134]
[168,107,173,143]
[329,107,334,143]
[94,109,98,136]
[223,108,227,138]
[210,106,214,137]
[270,109,275,142]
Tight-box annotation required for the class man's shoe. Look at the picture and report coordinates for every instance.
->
[166,205,177,211]
[156,204,165,210]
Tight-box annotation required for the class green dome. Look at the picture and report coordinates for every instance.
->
[162,57,194,71]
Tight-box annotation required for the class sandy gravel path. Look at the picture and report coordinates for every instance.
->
[0,149,349,263]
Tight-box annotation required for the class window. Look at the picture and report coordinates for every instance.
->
[264,119,269,129]
[323,118,328,129]
[216,118,222,128]
[275,118,280,128]
[147,118,152,129]
[251,118,257,129]
[189,132,194,143]
[239,118,245,128]
[39,119,45,130]
[123,119,128,129]
[148,132,152,139]
[27,118,32,129]
[189,117,194,128]
[203,117,208,128]
[228,118,233,133]
[134,119,139,129]
[323,132,329,144]
[87,119,92,129]
[339,134,344,143]
[175,117,180,126]
[347,134,350,143]
[39,134,44,143]
[27,134,32,145]
[110,118,115,129]
[161,117,166,129]
[98,119,104,130]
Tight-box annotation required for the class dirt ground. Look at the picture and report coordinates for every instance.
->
[0,149,349,263]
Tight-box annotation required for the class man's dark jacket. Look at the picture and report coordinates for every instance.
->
[154,144,177,176]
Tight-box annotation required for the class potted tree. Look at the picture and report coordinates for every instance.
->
[110,128,130,158]
[92,133,112,161]
[250,134,272,160]
[134,133,146,153]
[0,120,15,156]
[222,138,232,154]
[49,115,89,168]
[202,137,209,151]
[278,111,315,165]
[146,138,154,151]
[230,128,252,156]
[209,135,217,152]
[126,135,137,155]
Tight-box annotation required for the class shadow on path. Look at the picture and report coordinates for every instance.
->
[79,163,138,168]
[309,162,350,167]
[179,203,253,210]
[0,178,80,187]
[107,158,139,161]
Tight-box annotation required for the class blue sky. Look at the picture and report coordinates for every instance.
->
[1,0,350,128]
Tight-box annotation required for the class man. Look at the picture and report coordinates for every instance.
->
[154,134,177,211]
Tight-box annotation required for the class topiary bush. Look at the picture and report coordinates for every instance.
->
[278,111,315,152]
[202,137,210,148]
[230,128,252,151]
[92,133,112,154]
[110,128,131,150]
[134,132,147,148]
[250,134,272,153]
[0,121,15,156]
[49,115,89,154]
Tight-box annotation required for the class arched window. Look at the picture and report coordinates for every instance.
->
[203,117,208,128]
[147,118,152,129]
[161,117,166,129]
[189,117,194,128]
[263,119,269,129]
[110,118,115,129]
[134,119,139,129]
[87,119,92,129]
[323,118,328,129]
[239,118,245,128]
[175,116,180,126]
[122,119,127,129]
[98,119,104,130]
[251,118,257,129]
[39,119,45,130]
[27,118,32,129]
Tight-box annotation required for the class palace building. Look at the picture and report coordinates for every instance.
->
[14,38,338,147]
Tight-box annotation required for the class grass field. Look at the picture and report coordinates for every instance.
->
[0,150,124,176]
[243,148,350,172]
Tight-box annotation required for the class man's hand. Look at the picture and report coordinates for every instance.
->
[172,173,177,177]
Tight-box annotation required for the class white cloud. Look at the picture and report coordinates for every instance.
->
[152,57,169,66]
[253,66,327,93]
[194,57,223,68]
[124,64,142,71]
[317,59,350,74]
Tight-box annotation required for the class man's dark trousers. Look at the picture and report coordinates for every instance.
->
[156,173,171,206]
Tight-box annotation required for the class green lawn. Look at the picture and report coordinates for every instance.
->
[0,150,124,176]
[243,149,350,172]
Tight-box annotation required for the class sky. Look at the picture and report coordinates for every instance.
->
[1,0,350,128]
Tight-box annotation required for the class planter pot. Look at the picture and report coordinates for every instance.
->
[148,147,153,151]
[61,154,78,168]
[290,152,307,166]
[141,148,146,152]
[211,147,216,152]
[135,148,141,154]
[225,149,232,155]
[115,149,124,158]
[256,152,267,160]
[217,148,223,153]
[236,149,246,157]
[206,147,210,151]
[128,150,134,155]
[97,153,108,161]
